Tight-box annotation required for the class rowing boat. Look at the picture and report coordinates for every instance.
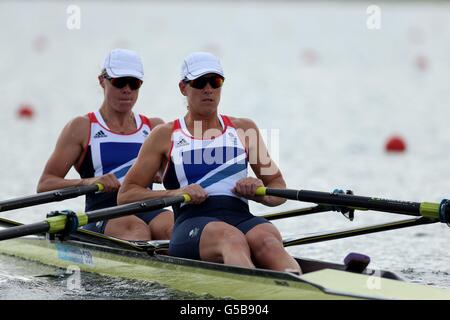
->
[0,217,449,300]
[1,186,450,299]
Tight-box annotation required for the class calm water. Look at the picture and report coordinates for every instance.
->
[1,0,450,298]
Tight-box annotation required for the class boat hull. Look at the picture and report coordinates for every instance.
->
[0,237,449,300]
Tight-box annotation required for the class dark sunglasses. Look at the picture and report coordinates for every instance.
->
[104,75,143,90]
[184,74,224,89]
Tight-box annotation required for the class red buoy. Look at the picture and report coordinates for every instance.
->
[301,48,319,66]
[415,55,428,71]
[385,136,406,153]
[32,35,49,53]
[17,104,35,119]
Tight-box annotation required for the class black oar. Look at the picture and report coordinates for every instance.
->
[0,183,104,212]
[256,187,450,224]
[282,217,435,247]
[0,194,191,241]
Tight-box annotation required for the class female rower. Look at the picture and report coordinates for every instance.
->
[37,48,173,241]
[118,52,300,272]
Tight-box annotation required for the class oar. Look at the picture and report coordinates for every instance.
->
[0,216,22,228]
[0,183,104,212]
[282,216,435,247]
[256,187,450,224]
[261,205,333,221]
[0,194,191,241]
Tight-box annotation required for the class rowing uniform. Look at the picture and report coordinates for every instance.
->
[163,115,270,259]
[77,111,165,234]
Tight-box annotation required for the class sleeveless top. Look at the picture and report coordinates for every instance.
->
[77,110,152,211]
[162,115,249,220]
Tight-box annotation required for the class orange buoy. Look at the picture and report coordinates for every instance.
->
[385,136,406,153]
[17,104,35,119]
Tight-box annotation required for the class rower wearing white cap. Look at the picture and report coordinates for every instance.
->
[37,48,174,241]
[118,52,301,273]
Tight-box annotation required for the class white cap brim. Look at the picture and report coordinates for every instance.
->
[184,68,224,80]
[105,67,144,81]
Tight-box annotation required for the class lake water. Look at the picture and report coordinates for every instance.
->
[1,0,450,299]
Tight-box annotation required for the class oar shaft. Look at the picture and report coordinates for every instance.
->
[0,184,103,212]
[257,187,444,221]
[262,205,331,221]
[267,189,422,215]
[0,194,190,241]
[283,217,435,247]
[85,195,188,224]
[0,221,50,241]
[0,217,21,228]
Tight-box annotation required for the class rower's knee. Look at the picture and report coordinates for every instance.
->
[253,235,283,258]
[122,219,146,233]
[209,223,243,242]
[105,216,150,240]
[149,211,174,240]
[150,224,172,240]
[222,230,250,252]
[201,222,250,260]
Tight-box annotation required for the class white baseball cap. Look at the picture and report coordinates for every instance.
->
[103,48,144,81]
[181,52,224,80]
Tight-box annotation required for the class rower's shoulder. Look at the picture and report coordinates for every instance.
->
[53,115,90,146]
[146,116,165,128]
[148,121,175,139]
[62,115,91,134]
[138,114,169,131]
[70,114,90,125]
[226,116,258,130]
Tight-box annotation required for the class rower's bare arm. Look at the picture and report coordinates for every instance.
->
[118,124,176,204]
[148,117,165,183]
[37,117,120,193]
[233,117,286,207]
[36,117,88,191]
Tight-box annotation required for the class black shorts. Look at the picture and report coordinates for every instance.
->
[168,196,270,260]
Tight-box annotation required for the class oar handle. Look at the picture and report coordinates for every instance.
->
[255,186,267,197]
[256,186,300,200]
[95,183,105,192]
[182,193,192,202]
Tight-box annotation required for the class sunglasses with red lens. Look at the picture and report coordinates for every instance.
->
[184,74,224,89]
[104,75,143,90]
